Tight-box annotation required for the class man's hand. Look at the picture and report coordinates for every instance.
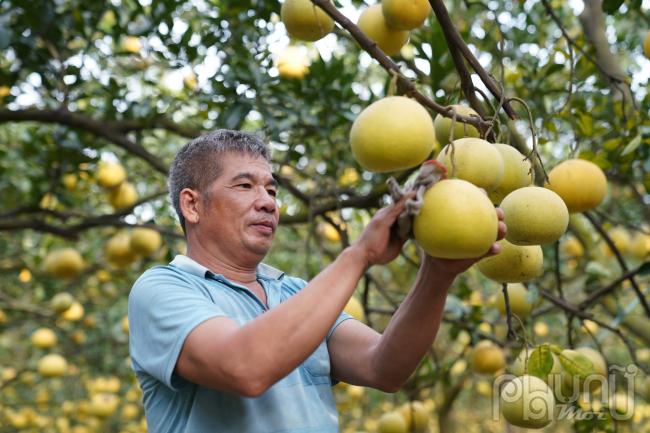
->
[352,193,416,267]
[422,207,507,277]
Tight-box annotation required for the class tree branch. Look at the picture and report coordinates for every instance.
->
[0,108,169,174]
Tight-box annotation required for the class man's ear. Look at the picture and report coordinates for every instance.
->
[179,188,201,226]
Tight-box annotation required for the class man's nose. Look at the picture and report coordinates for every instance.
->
[256,188,277,213]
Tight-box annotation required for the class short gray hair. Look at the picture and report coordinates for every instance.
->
[168,129,271,233]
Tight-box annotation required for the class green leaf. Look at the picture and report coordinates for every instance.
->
[602,0,624,13]
[621,134,642,156]
[528,344,554,379]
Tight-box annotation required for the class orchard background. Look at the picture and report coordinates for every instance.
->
[0,0,649,432]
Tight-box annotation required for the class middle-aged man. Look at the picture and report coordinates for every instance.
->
[128,129,506,432]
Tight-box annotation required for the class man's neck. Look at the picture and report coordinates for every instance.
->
[187,249,260,284]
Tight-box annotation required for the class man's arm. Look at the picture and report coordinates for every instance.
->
[327,258,456,392]
[328,210,506,391]
[175,199,410,397]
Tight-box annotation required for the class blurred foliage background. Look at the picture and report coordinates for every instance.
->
[0,0,649,432]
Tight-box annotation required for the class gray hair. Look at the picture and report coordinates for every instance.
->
[168,129,271,233]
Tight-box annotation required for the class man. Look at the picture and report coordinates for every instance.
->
[128,129,505,432]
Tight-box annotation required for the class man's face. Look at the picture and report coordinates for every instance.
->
[198,152,279,260]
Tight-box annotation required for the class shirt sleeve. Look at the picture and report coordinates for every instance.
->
[128,267,229,391]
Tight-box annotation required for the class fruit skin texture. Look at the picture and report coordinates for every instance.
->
[31,328,58,349]
[433,104,480,146]
[545,159,607,213]
[38,354,67,377]
[477,241,543,284]
[96,162,126,188]
[645,30,650,59]
[358,5,409,56]
[381,0,431,30]
[471,340,506,375]
[350,96,435,172]
[281,0,334,42]
[129,228,162,257]
[377,411,408,433]
[501,186,569,246]
[43,248,84,279]
[494,283,534,318]
[414,179,498,259]
[500,375,555,429]
[489,143,533,204]
[89,393,120,418]
[437,138,504,192]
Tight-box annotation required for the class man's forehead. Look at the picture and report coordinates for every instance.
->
[218,152,273,179]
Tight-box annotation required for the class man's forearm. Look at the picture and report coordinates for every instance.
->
[230,245,368,390]
[369,260,456,390]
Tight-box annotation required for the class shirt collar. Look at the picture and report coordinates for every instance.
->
[169,255,284,281]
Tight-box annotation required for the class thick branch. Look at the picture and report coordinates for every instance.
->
[0,108,169,174]
[310,0,491,133]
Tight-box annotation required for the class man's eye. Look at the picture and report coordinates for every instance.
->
[267,189,277,197]
[238,183,252,189]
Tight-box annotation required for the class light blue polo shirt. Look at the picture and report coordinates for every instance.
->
[128,255,353,433]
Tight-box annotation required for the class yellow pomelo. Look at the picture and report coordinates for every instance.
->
[62,173,78,191]
[488,143,533,204]
[96,162,126,188]
[500,375,555,429]
[51,292,74,313]
[108,181,139,210]
[122,36,141,53]
[43,248,84,279]
[558,349,596,401]
[645,30,650,59]
[414,179,498,259]
[381,0,431,30]
[437,138,504,192]
[377,411,408,433]
[38,354,67,377]
[398,401,429,433]
[545,159,607,213]
[603,226,630,256]
[277,46,310,79]
[350,96,435,172]
[358,5,409,56]
[501,186,569,245]
[433,104,480,146]
[316,222,341,243]
[129,227,162,257]
[471,340,506,375]
[106,232,138,267]
[477,241,543,284]
[561,235,584,258]
[89,393,119,418]
[344,296,365,321]
[494,283,534,318]
[0,86,10,98]
[183,71,198,90]
[281,0,334,42]
[31,328,58,349]
[61,302,85,321]
[630,231,650,260]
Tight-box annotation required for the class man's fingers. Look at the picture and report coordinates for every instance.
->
[495,207,504,221]
[497,221,507,240]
